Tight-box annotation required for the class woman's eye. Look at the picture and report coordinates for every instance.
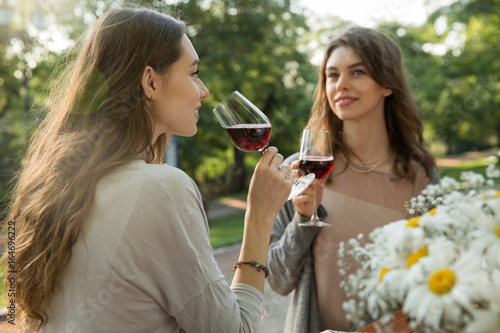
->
[192,69,200,78]
[353,69,365,75]
[327,72,339,79]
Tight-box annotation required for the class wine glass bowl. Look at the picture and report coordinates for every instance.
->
[298,157,334,179]
[298,129,334,227]
[213,91,271,152]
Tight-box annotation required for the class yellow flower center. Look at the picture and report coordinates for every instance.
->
[405,216,420,228]
[379,267,390,283]
[429,208,437,215]
[496,224,500,237]
[495,190,500,197]
[407,247,428,267]
[429,269,456,294]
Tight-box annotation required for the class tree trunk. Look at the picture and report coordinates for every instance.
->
[445,136,453,155]
[230,147,246,193]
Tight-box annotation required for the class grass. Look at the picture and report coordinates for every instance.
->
[439,156,496,182]
[207,190,247,249]
[209,213,245,249]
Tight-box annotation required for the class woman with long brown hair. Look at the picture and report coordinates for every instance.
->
[267,27,440,332]
[3,6,294,332]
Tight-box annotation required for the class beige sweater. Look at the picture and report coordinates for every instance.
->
[40,160,264,333]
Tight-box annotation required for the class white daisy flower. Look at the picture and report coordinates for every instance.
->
[403,248,486,332]
[467,196,500,268]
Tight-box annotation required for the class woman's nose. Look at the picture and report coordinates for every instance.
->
[336,74,349,91]
[199,80,209,100]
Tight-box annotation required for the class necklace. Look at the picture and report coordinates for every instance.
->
[347,149,391,174]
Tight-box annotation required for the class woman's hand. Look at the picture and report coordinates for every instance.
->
[291,160,329,218]
[246,147,295,231]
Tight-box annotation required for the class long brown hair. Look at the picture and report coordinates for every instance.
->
[2,6,185,330]
[306,26,435,180]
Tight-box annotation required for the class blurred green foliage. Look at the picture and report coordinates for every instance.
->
[170,0,320,194]
[1,0,500,218]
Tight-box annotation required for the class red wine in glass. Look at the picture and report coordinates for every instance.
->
[298,156,334,179]
[224,124,271,152]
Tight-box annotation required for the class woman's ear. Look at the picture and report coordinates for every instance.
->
[383,87,393,97]
[141,66,158,101]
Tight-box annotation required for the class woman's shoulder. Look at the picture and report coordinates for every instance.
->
[135,160,192,183]
[411,161,438,195]
[101,160,197,197]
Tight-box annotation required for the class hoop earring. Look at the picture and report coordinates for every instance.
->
[147,95,155,102]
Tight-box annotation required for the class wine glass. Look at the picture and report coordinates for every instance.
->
[297,129,334,227]
[213,90,315,201]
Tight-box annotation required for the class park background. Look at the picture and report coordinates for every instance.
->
[1,0,499,236]
[0,0,499,329]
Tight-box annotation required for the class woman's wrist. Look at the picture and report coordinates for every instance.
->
[233,260,269,278]
[231,214,273,292]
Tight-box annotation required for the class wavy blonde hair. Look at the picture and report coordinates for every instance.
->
[2,7,185,330]
[307,27,435,180]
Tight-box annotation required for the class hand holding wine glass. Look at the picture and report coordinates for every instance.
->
[213,91,315,201]
[297,129,334,227]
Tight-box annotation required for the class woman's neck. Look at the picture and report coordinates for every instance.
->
[343,118,391,163]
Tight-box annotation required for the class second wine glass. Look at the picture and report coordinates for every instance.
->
[213,91,315,201]
[298,129,334,227]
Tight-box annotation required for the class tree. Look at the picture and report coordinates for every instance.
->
[422,0,500,153]
[377,1,500,154]
[164,0,317,195]
[0,0,320,213]
[0,2,65,217]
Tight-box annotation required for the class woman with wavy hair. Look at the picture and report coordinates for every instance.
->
[3,6,294,332]
[267,27,439,332]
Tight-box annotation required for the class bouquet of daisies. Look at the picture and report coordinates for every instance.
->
[339,152,500,333]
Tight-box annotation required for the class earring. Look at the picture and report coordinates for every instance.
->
[147,95,155,102]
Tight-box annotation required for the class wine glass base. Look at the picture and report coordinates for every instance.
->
[299,221,332,227]
[288,173,315,201]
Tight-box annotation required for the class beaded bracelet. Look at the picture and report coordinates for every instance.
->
[233,260,270,278]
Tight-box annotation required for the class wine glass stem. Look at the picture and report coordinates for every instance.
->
[310,185,320,223]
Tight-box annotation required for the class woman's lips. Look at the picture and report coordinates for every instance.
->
[335,96,357,107]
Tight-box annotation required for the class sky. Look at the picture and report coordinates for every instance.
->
[37,0,456,54]
[298,0,440,27]
[296,0,459,63]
